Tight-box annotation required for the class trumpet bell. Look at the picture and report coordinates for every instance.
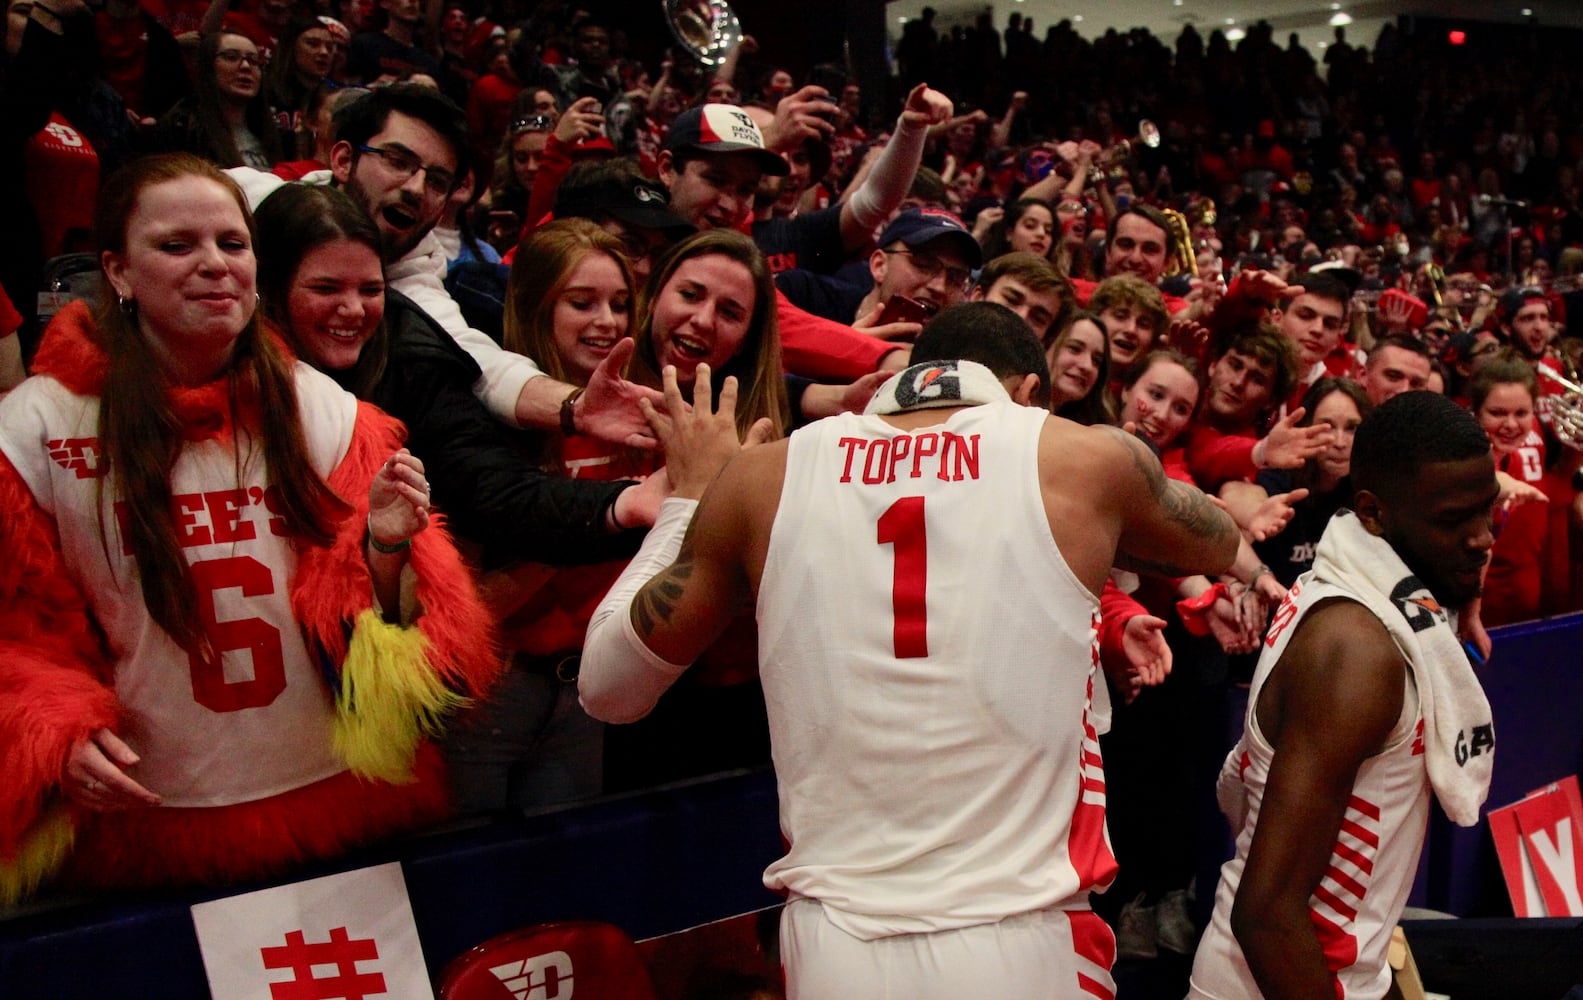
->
[664,0,741,68]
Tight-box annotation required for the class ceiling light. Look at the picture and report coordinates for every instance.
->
[1522,6,1533,13]
[1329,12,1353,26]
[1330,2,1341,7]
[1227,27,1246,40]
[1073,14,1084,21]
[1225,17,1236,24]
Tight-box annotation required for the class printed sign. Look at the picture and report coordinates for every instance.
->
[1488,775,1583,917]
[191,863,434,1000]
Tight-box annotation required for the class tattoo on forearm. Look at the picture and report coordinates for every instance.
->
[631,538,696,638]
[1104,426,1237,576]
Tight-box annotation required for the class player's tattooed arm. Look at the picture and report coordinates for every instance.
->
[1103,425,1239,578]
[630,527,698,638]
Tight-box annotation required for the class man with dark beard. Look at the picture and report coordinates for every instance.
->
[228,83,657,442]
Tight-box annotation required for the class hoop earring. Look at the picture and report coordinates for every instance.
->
[118,295,137,319]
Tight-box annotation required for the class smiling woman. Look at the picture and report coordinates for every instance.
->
[629,229,789,440]
[151,31,283,169]
[0,154,499,900]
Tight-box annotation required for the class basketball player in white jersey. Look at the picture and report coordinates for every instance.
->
[1189,390,1498,1000]
[581,302,1240,999]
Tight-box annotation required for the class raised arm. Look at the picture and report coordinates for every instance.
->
[1230,601,1405,1000]
[578,366,773,722]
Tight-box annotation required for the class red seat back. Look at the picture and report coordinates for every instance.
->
[436,921,658,1000]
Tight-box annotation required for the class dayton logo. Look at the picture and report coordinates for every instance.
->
[894,362,963,408]
[1389,576,1447,633]
[491,950,573,1000]
[48,437,106,479]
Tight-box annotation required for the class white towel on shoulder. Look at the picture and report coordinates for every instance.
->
[1308,510,1495,826]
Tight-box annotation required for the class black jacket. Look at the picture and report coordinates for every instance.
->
[359,288,644,570]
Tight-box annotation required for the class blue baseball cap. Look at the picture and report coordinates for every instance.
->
[877,207,982,268]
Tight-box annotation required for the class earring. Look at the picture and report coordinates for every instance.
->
[118,294,136,318]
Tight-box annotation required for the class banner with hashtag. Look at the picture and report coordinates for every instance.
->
[191,863,435,1000]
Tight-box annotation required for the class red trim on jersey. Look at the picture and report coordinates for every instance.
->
[1347,795,1382,821]
[1332,840,1375,875]
[1307,905,1359,977]
[1339,817,1380,849]
[1313,884,1359,922]
[1325,864,1368,900]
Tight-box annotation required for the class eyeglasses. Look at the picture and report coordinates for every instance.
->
[357,144,456,196]
[511,114,555,135]
[883,249,972,291]
[216,49,264,67]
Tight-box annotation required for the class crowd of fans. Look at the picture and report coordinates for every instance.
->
[1,0,1580,986]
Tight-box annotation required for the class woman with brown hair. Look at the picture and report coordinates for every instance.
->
[152,30,283,168]
[628,228,789,441]
[0,153,498,900]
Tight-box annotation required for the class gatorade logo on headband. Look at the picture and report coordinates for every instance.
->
[894,362,964,408]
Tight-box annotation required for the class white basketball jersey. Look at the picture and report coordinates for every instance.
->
[0,364,358,807]
[757,402,1117,941]
[1188,579,1430,1000]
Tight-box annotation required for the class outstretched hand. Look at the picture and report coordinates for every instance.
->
[578,338,666,449]
[1240,269,1304,307]
[1116,614,1173,703]
[641,363,773,499]
[1244,487,1311,541]
[1259,407,1332,469]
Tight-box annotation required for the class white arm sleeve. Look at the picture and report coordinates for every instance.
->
[844,116,931,231]
[579,497,698,723]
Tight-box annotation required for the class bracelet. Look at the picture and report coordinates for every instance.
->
[607,489,627,531]
[1247,563,1273,588]
[366,513,411,554]
[1251,438,1268,470]
[560,386,583,437]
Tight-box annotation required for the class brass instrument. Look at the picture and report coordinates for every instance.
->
[1161,207,1198,278]
[663,0,741,68]
[1091,120,1161,184]
[1536,363,1583,449]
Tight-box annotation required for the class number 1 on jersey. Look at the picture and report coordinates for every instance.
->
[877,496,928,658]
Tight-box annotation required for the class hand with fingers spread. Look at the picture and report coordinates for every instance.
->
[64,729,162,811]
[1244,487,1311,541]
[1255,407,1333,469]
[576,338,666,449]
[369,448,430,550]
[643,363,774,499]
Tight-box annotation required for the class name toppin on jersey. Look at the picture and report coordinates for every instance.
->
[835,432,982,485]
